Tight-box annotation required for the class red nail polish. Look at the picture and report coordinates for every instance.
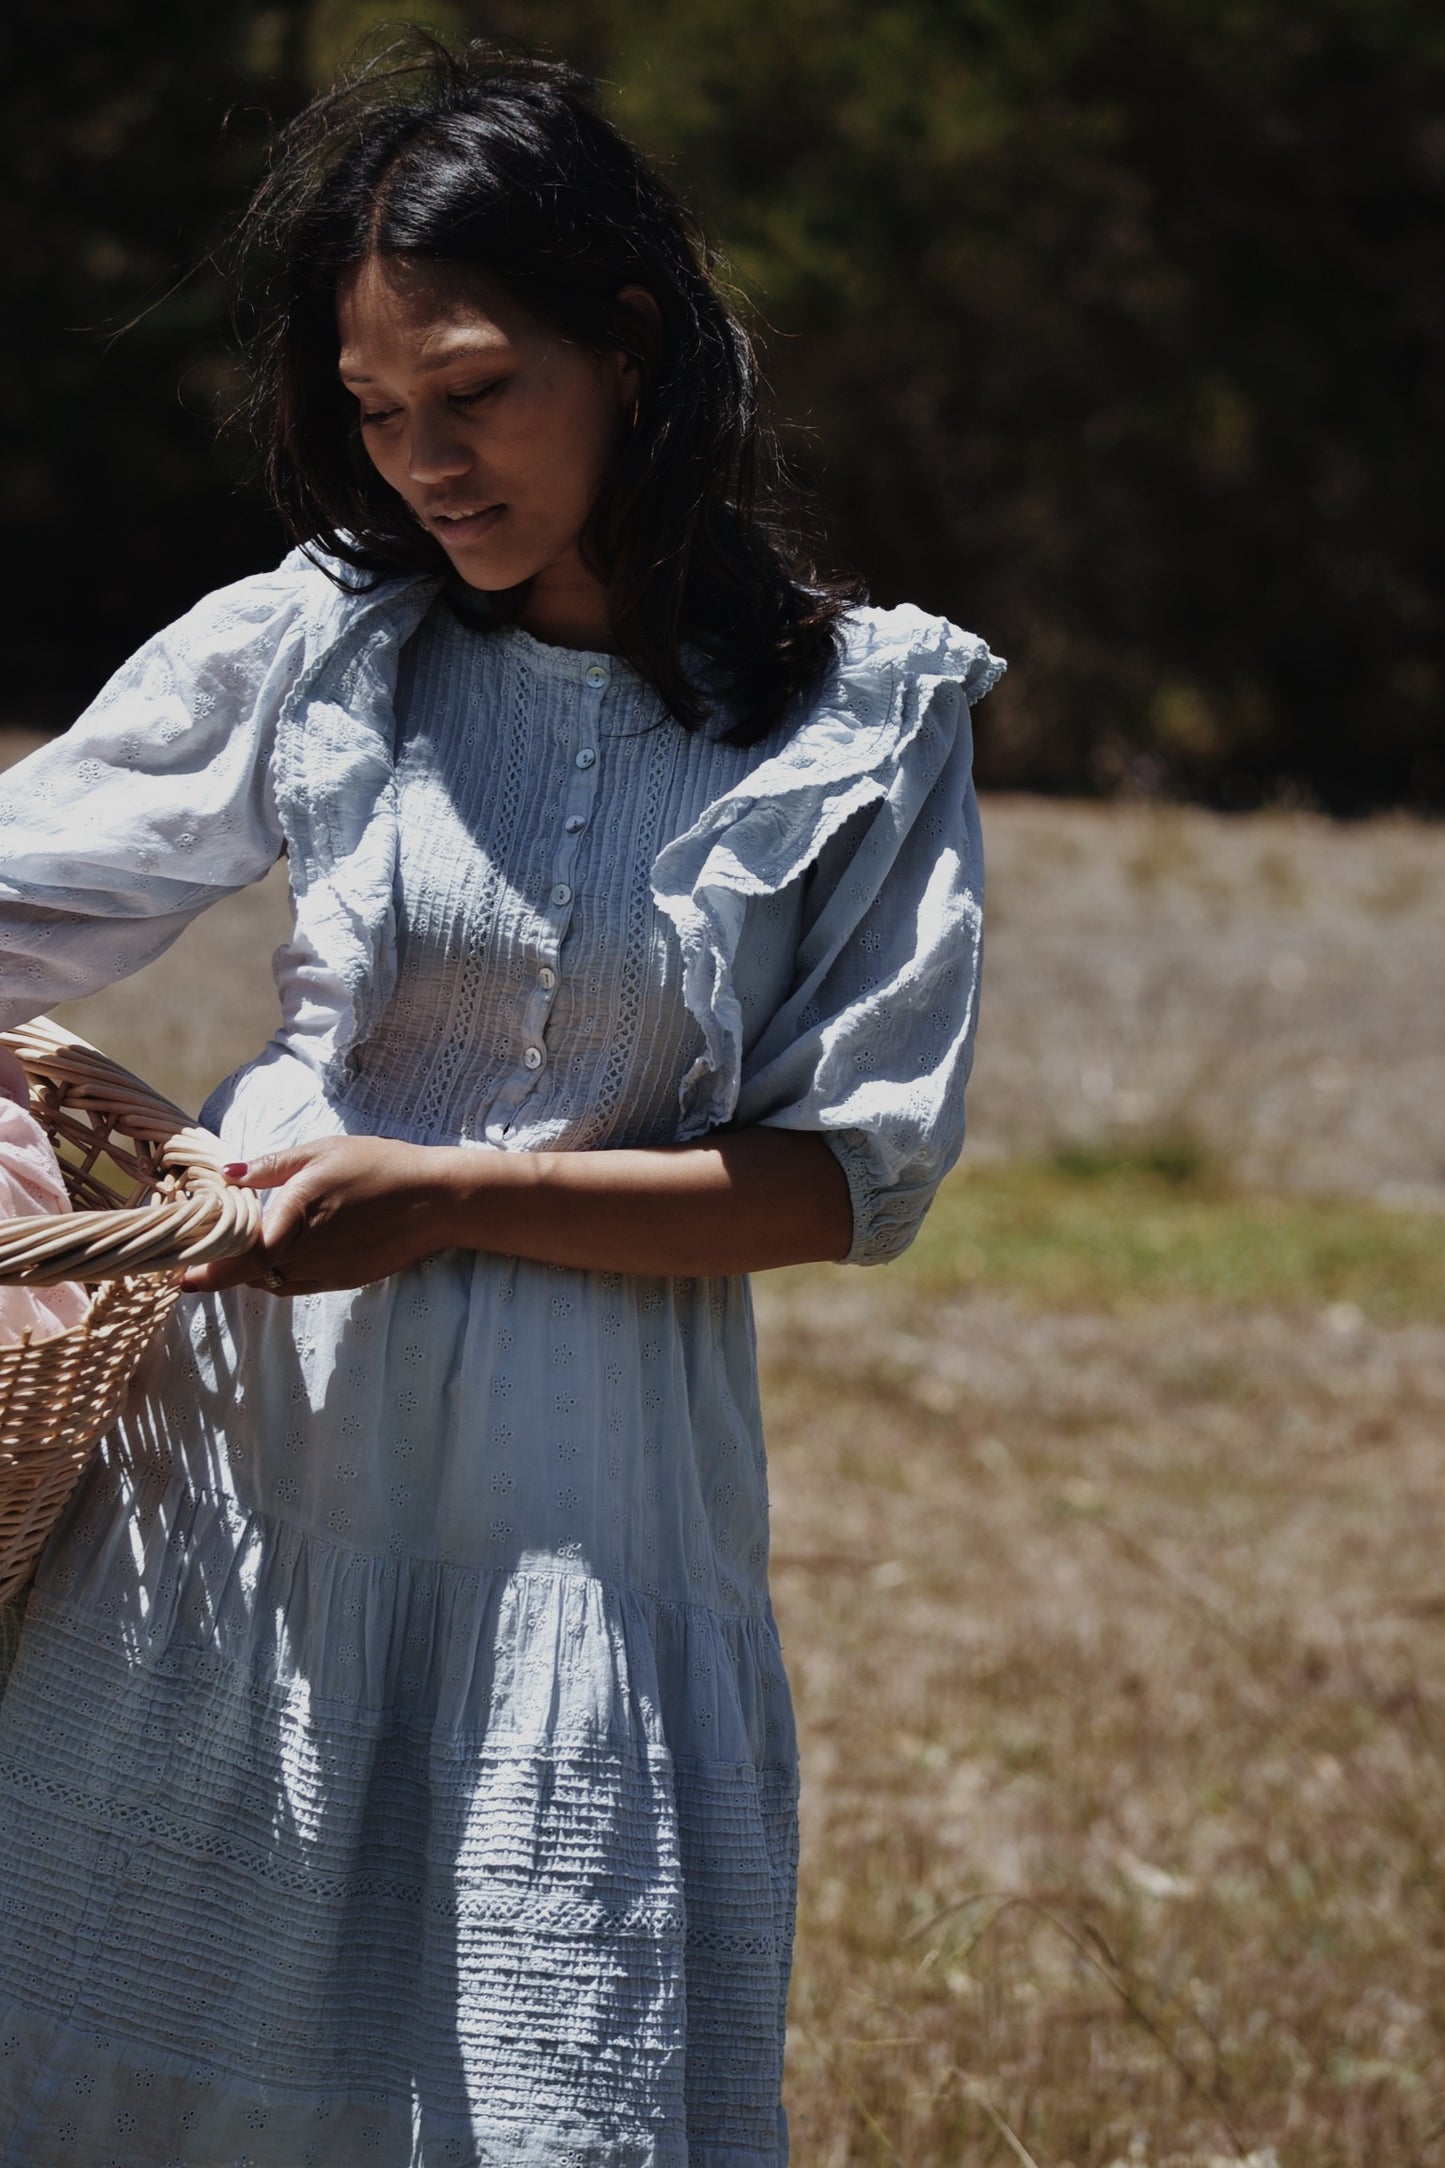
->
[224,1162,249,1178]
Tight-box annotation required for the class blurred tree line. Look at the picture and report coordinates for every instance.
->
[4,0,1443,809]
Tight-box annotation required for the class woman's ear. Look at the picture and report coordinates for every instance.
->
[614,284,663,369]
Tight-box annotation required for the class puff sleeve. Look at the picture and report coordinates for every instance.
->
[0,565,322,1033]
[651,605,1002,1266]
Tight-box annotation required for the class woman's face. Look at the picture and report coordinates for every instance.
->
[337,255,641,644]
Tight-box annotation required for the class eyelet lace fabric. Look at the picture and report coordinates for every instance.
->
[0,566,999,2165]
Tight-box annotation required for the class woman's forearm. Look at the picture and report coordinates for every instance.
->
[435,1127,855,1277]
[185,1126,856,1295]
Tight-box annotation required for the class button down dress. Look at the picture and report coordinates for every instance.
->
[0,558,1001,2167]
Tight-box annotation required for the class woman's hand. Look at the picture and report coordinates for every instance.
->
[180,1136,462,1297]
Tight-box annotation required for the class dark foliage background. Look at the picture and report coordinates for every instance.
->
[3,0,1443,809]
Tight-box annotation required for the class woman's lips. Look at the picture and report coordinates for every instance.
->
[430,504,505,540]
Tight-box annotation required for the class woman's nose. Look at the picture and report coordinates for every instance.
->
[406,408,471,485]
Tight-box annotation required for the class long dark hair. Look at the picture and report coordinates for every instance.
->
[237,35,858,742]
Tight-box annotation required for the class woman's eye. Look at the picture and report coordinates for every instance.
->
[452,381,504,409]
[358,406,400,429]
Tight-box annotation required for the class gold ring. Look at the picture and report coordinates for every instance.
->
[262,1267,287,1294]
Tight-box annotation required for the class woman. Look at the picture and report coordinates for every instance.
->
[0,40,1000,2167]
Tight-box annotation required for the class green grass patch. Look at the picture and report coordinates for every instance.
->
[878,1146,1445,1321]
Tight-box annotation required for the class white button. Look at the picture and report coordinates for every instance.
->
[550,882,572,907]
[575,747,597,770]
[537,966,557,991]
[522,1045,544,1071]
[564,814,585,833]
[583,664,609,689]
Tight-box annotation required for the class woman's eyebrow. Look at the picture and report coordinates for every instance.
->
[338,341,511,386]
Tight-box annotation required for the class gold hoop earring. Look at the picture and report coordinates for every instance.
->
[629,396,641,433]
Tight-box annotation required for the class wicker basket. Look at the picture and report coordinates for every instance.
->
[0,1018,262,1602]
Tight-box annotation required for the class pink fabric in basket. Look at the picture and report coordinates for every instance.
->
[0,1086,90,1349]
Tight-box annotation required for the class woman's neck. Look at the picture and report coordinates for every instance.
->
[510,555,617,654]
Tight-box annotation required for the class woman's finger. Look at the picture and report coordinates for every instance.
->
[223,1142,323,1190]
[180,1250,275,1294]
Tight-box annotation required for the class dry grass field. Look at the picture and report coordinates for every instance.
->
[764,802,1445,2167]
[2,724,1443,2165]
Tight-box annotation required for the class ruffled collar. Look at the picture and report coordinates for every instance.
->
[650,602,1004,1134]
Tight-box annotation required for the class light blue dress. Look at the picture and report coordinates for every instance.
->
[0,555,1000,2167]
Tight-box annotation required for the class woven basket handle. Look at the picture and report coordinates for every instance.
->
[0,1017,262,1286]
